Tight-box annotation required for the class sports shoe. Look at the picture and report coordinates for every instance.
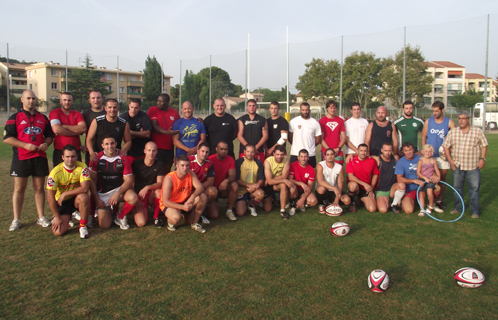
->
[200,215,211,224]
[285,202,290,209]
[299,206,306,212]
[471,214,480,219]
[391,205,400,214]
[349,202,357,213]
[87,215,95,228]
[68,216,75,228]
[167,222,176,231]
[248,206,257,217]
[318,205,325,214]
[79,226,89,239]
[418,211,425,217]
[289,207,296,216]
[226,210,237,221]
[433,206,444,213]
[37,216,51,228]
[9,219,21,231]
[450,210,459,215]
[154,218,163,228]
[72,210,81,221]
[280,210,290,220]
[191,223,206,233]
[436,201,447,210]
[114,216,130,230]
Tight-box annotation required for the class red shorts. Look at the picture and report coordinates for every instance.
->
[139,190,153,207]
[239,152,265,162]
[403,190,417,201]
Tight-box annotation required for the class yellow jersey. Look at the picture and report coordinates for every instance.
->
[46,161,91,201]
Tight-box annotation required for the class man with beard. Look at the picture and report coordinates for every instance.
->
[365,106,398,157]
[288,102,322,168]
[346,144,379,213]
[319,100,346,165]
[235,144,265,218]
[237,99,268,161]
[288,149,318,215]
[394,142,424,214]
[189,143,217,224]
[345,103,369,163]
[204,98,238,159]
[394,100,425,155]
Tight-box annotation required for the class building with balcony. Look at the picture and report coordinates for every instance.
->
[0,62,32,97]
[424,61,466,108]
[465,73,497,102]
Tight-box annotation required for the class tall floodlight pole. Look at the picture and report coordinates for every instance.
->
[209,55,212,114]
[161,62,164,94]
[286,26,290,116]
[482,14,490,131]
[247,33,250,102]
[403,27,406,104]
[339,36,344,118]
[65,50,69,92]
[245,50,248,106]
[179,60,182,108]
[6,43,10,117]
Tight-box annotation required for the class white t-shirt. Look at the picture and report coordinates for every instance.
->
[345,117,369,154]
[317,160,342,191]
[289,116,322,156]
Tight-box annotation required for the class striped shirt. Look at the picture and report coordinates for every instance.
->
[442,126,488,171]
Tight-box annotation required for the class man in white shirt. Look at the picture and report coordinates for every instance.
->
[345,102,369,163]
[288,102,322,168]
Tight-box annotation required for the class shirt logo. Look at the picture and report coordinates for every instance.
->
[21,120,27,125]
[304,173,309,178]
[170,116,175,121]
[430,128,446,139]
[412,123,418,127]
[81,167,89,178]
[222,123,229,126]
[182,124,198,139]
[244,120,259,125]
[116,127,120,132]
[409,163,417,172]
[273,124,278,129]
[47,177,55,188]
[37,120,44,124]
[23,127,42,135]
[326,122,338,131]
[298,125,302,129]
[116,159,123,167]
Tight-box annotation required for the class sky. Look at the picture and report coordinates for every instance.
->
[2,0,497,93]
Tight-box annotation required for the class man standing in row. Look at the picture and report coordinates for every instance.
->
[49,92,86,166]
[204,98,238,159]
[82,90,105,165]
[365,106,398,157]
[320,100,346,165]
[289,102,322,168]
[4,90,54,231]
[173,101,206,157]
[345,103,369,163]
[120,98,152,160]
[237,99,268,161]
[265,101,288,158]
[394,100,424,155]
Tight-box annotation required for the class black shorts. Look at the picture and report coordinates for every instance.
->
[236,192,250,203]
[290,155,316,168]
[53,148,82,167]
[297,188,305,198]
[358,188,368,199]
[59,198,77,216]
[156,149,174,166]
[262,185,274,199]
[317,190,347,204]
[10,156,49,178]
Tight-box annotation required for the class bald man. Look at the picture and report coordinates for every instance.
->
[172,101,206,157]
[365,106,398,158]
[4,90,54,231]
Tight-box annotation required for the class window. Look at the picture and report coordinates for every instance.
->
[474,109,480,118]
[435,72,443,79]
[435,97,444,102]
[119,87,124,93]
[119,75,124,81]
[29,84,33,89]
[129,76,137,81]
[424,97,432,106]
[51,82,58,90]
[51,69,58,76]
[106,74,112,81]
[434,84,443,94]
[107,86,112,92]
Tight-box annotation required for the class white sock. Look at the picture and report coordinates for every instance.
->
[392,190,405,206]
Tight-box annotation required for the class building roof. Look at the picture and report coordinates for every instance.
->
[426,61,465,68]
[223,97,245,104]
[465,73,498,86]
[0,62,33,70]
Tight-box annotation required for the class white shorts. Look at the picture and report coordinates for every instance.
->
[97,187,121,208]
[435,157,450,170]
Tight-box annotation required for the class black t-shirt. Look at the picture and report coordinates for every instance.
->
[267,116,289,150]
[377,156,397,192]
[94,115,127,152]
[204,113,238,158]
[238,114,266,153]
[82,108,106,134]
[119,111,152,157]
[131,158,166,193]
[370,121,394,156]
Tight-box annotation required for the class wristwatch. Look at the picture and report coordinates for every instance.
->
[480,158,486,161]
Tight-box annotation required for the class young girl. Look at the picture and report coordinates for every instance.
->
[417,144,443,217]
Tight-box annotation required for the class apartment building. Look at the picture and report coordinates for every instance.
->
[465,73,497,102]
[424,61,466,108]
[0,62,31,98]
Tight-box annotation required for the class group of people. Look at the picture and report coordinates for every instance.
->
[4,89,488,239]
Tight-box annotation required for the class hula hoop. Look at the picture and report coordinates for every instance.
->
[416,181,465,222]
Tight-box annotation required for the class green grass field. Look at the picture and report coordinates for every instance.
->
[1,132,497,319]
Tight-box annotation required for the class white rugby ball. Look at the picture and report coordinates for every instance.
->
[330,222,350,236]
[368,269,389,293]
[438,145,447,161]
[454,267,485,288]
[325,204,343,216]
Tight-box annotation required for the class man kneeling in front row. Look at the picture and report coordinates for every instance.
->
[160,155,207,233]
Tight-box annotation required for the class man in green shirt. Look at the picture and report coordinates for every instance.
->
[393,100,424,156]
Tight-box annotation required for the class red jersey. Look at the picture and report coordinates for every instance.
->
[289,161,315,190]
[49,108,85,150]
[4,110,54,160]
[147,106,180,150]
[89,151,133,193]
[346,156,379,190]
[319,116,345,152]
[208,154,235,188]
[188,155,215,183]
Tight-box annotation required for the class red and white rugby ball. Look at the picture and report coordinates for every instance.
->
[330,222,350,237]
[325,204,343,216]
[454,267,485,288]
[368,269,389,293]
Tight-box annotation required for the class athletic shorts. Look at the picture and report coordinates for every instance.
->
[53,148,82,167]
[58,197,77,216]
[317,190,347,204]
[297,188,305,198]
[290,155,316,168]
[435,157,450,170]
[156,149,174,166]
[161,202,192,216]
[403,190,417,201]
[138,190,153,207]
[419,180,436,192]
[262,185,274,199]
[375,190,391,198]
[10,156,49,178]
[236,192,251,203]
[97,187,121,208]
[239,152,265,163]
[357,188,369,199]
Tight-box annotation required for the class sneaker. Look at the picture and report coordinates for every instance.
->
[433,206,444,213]
[200,215,211,224]
[349,203,357,213]
[289,207,296,216]
[418,211,425,217]
[280,210,290,220]
[154,218,163,228]
[285,202,290,209]
[114,216,130,230]
[319,205,325,214]
[87,215,95,228]
[36,216,51,228]
[391,205,400,214]
[436,201,447,210]
[248,206,257,217]
[72,210,81,221]
[299,206,306,212]
[9,219,21,231]
[167,222,176,231]
[68,216,75,228]
[79,226,89,239]
[471,214,480,219]
[226,210,237,221]
[191,223,206,233]
[450,210,459,215]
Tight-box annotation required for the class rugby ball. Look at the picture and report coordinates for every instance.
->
[368,269,389,293]
[454,267,485,288]
[438,145,447,161]
[330,222,350,236]
[325,204,343,216]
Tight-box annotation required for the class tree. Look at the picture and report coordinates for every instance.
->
[295,58,341,104]
[143,55,162,102]
[181,70,208,109]
[343,51,383,107]
[380,45,433,115]
[449,88,484,109]
[68,54,112,111]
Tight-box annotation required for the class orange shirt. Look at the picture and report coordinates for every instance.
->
[160,171,193,211]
